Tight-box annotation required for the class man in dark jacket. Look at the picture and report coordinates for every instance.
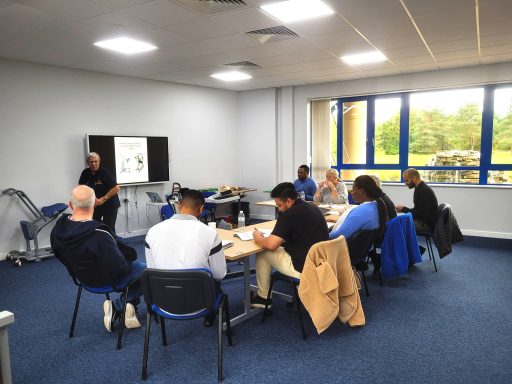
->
[396,168,439,233]
[51,185,146,332]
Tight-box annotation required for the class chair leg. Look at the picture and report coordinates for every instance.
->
[160,316,167,346]
[292,284,307,340]
[218,298,224,383]
[117,286,129,350]
[377,269,383,287]
[223,295,233,347]
[427,236,438,272]
[361,271,370,297]
[69,285,82,338]
[261,276,275,323]
[142,312,151,381]
[105,293,110,301]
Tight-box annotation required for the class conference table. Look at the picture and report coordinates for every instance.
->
[216,220,275,327]
[255,199,349,223]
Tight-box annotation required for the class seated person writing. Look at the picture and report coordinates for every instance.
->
[144,189,226,326]
[51,185,146,332]
[251,182,329,308]
[313,168,348,204]
[329,175,388,241]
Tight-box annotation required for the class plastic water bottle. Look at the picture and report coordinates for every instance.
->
[299,191,306,200]
[238,210,245,229]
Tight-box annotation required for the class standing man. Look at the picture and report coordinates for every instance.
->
[251,182,329,308]
[144,189,226,326]
[293,164,317,201]
[51,185,145,332]
[396,168,439,233]
[79,152,120,233]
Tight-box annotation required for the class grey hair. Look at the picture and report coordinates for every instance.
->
[370,174,382,188]
[86,152,100,162]
[326,168,339,179]
[70,185,96,209]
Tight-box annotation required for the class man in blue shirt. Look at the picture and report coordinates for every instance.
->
[293,164,317,201]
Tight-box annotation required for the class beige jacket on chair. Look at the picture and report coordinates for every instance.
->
[298,236,365,334]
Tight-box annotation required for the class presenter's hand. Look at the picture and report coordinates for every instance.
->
[97,197,108,206]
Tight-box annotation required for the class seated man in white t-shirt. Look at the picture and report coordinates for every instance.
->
[144,189,227,326]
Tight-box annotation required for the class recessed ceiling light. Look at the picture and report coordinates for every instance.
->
[260,0,334,23]
[341,51,387,65]
[210,71,252,82]
[93,37,157,55]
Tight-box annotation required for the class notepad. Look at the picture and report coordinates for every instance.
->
[233,228,272,241]
[222,240,234,250]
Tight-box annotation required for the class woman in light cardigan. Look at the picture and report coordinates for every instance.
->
[313,168,348,204]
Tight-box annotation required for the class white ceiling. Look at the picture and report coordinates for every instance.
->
[1,0,511,91]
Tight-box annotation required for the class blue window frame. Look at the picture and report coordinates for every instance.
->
[327,84,512,185]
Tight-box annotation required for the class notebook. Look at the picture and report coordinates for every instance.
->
[146,192,164,203]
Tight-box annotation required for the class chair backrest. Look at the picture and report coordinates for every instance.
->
[141,269,216,316]
[438,203,451,225]
[346,229,377,265]
[160,205,174,221]
[64,255,114,289]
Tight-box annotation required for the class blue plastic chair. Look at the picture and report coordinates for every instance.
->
[141,268,233,382]
[160,205,174,220]
[200,191,216,223]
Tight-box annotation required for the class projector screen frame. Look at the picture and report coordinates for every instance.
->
[85,134,170,186]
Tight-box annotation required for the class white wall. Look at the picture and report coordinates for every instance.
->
[0,59,239,259]
[237,88,277,219]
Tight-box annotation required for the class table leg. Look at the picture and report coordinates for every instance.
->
[226,256,261,328]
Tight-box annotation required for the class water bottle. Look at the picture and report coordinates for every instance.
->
[238,210,245,229]
[299,191,306,200]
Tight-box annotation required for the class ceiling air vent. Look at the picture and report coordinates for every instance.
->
[172,0,247,16]
[245,26,300,44]
[224,61,263,68]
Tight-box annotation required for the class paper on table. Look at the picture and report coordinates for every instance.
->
[233,228,272,241]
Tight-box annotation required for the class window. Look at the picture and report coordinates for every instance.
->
[313,84,512,185]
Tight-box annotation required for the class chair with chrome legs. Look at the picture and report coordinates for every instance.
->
[141,268,233,383]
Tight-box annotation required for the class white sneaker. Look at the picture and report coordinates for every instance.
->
[124,303,141,329]
[103,300,113,332]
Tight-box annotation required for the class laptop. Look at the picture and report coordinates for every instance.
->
[146,192,164,203]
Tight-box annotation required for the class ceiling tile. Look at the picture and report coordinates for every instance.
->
[0,3,63,42]
[92,0,156,11]
[121,0,200,29]
[479,19,512,37]
[478,0,512,23]
[19,0,111,22]
[164,18,235,41]
[327,0,408,23]
[402,0,473,18]
[438,57,480,69]
[436,49,478,61]
[209,7,277,34]
[393,55,435,66]
[287,14,352,37]
[79,8,160,37]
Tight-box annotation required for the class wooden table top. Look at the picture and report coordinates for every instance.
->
[217,220,276,260]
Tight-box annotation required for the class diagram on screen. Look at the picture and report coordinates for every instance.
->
[114,137,149,184]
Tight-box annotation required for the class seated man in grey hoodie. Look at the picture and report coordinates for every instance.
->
[51,185,146,332]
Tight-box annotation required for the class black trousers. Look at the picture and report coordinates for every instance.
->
[93,205,118,233]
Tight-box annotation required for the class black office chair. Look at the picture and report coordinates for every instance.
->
[415,203,452,272]
[346,229,377,297]
[62,257,139,350]
[261,271,307,340]
[141,268,233,383]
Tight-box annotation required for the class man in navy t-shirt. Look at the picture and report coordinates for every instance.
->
[79,152,121,233]
[251,182,329,308]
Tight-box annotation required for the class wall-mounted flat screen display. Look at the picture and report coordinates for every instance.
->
[86,135,169,185]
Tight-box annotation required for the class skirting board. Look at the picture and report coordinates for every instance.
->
[461,229,512,240]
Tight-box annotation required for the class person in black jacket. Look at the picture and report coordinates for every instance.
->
[396,168,439,233]
[51,185,146,332]
[79,152,121,233]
